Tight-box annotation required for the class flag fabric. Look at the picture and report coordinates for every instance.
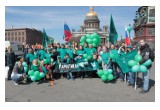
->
[109,15,118,45]
[115,47,138,73]
[125,26,130,45]
[42,29,49,48]
[64,23,72,41]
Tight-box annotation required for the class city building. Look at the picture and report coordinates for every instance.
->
[70,6,109,45]
[5,27,43,45]
[133,6,155,48]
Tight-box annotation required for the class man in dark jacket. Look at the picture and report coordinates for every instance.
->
[6,47,16,80]
[139,39,151,94]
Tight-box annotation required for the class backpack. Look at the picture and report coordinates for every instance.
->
[149,48,155,62]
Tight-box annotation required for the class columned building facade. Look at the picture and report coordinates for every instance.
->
[70,6,109,46]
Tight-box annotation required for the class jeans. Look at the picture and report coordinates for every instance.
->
[110,62,118,79]
[128,72,135,85]
[67,72,74,80]
[143,70,150,91]
[11,73,23,83]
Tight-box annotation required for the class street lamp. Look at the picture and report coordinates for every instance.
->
[127,24,132,40]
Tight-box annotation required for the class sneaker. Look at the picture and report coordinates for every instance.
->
[139,90,148,94]
[14,82,18,85]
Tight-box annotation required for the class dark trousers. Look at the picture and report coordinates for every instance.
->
[8,66,14,79]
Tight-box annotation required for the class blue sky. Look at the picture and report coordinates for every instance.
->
[5,6,140,43]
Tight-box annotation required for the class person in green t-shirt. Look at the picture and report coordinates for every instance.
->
[35,46,46,61]
[85,44,97,56]
[76,45,85,56]
[101,47,110,70]
[59,44,66,60]
[26,49,35,70]
[109,44,119,79]
[30,59,39,72]
[66,45,74,60]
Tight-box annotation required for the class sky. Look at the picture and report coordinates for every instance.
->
[5,6,140,43]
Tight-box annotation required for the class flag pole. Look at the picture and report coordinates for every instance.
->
[135,72,137,90]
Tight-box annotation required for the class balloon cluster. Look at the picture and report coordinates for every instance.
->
[80,33,102,47]
[128,54,152,73]
[22,62,28,73]
[97,69,114,81]
[82,54,92,61]
[28,70,45,82]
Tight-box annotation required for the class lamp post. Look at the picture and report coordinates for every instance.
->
[127,24,132,40]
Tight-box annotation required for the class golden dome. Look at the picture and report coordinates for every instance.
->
[86,11,98,17]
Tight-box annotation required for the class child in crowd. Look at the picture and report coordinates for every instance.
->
[62,53,74,80]
[101,47,110,70]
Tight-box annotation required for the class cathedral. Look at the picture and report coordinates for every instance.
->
[69,6,109,45]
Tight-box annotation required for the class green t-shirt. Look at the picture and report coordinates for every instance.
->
[76,50,85,55]
[110,49,119,62]
[26,53,35,63]
[31,64,39,71]
[36,49,46,60]
[85,48,97,56]
[59,48,66,60]
[66,49,74,59]
[101,52,110,64]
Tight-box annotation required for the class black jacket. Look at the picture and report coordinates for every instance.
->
[139,43,152,69]
[5,51,16,67]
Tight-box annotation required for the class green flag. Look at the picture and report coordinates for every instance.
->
[42,29,49,48]
[115,48,138,74]
[109,15,118,44]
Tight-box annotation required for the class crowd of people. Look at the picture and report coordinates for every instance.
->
[5,39,153,94]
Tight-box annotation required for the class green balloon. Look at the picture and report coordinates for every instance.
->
[40,72,45,78]
[110,53,115,59]
[134,54,142,62]
[28,70,34,76]
[93,38,98,43]
[34,71,40,77]
[30,76,36,82]
[108,74,114,80]
[80,36,86,42]
[87,55,92,60]
[88,39,93,44]
[24,67,28,73]
[36,75,41,80]
[108,69,113,74]
[103,70,109,77]
[132,65,140,72]
[139,65,147,73]
[83,54,88,59]
[128,60,137,67]
[97,70,104,77]
[86,34,91,38]
[92,43,97,47]
[22,62,27,67]
[142,59,152,66]
[101,75,108,81]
